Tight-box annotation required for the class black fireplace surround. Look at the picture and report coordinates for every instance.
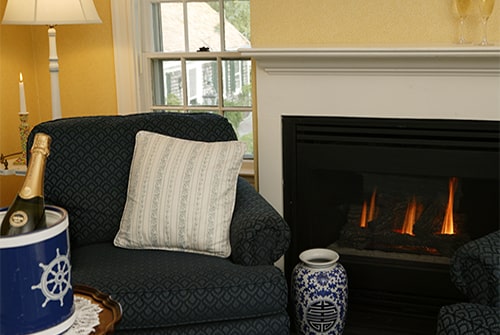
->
[282,116,499,333]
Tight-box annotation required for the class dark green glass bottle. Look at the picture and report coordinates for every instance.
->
[1,133,51,236]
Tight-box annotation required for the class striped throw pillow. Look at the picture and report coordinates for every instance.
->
[114,131,246,257]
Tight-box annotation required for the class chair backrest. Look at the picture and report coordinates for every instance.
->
[28,112,237,248]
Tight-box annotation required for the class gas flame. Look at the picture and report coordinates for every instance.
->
[394,196,423,235]
[368,188,377,221]
[360,188,377,228]
[401,196,418,235]
[360,201,368,228]
[441,177,458,235]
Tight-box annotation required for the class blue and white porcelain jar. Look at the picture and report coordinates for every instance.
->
[291,248,348,335]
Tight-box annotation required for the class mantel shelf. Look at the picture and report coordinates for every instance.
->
[240,46,500,76]
[240,46,500,58]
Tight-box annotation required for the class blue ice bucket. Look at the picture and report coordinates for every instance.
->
[0,205,75,335]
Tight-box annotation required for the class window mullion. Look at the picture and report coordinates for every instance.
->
[152,60,165,106]
[217,56,224,115]
[181,57,188,110]
[219,0,225,51]
[152,2,163,51]
[183,0,189,52]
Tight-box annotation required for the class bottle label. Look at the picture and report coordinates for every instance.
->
[9,211,28,228]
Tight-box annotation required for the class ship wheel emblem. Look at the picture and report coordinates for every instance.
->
[31,248,72,307]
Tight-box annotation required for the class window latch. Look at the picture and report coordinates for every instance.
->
[197,46,210,52]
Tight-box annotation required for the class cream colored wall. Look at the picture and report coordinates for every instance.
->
[0,0,117,206]
[251,0,500,46]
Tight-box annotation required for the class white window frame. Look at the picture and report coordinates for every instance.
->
[111,0,252,114]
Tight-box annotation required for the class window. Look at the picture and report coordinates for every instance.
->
[138,0,253,158]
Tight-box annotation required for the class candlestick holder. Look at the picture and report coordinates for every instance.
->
[13,113,29,166]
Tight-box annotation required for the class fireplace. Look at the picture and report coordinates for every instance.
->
[282,116,499,333]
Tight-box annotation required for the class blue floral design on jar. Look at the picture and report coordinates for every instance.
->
[291,248,348,335]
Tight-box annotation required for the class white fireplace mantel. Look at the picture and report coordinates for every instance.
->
[241,46,500,76]
[243,46,500,215]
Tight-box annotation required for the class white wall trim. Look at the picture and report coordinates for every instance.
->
[240,46,500,57]
[259,67,499,76]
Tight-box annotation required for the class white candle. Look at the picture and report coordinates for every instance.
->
[19,72,27,115]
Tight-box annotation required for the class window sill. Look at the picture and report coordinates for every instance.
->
[239,159,255,187]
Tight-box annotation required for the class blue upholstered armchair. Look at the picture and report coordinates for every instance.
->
[28,113,291,334]
[436,230,500,335]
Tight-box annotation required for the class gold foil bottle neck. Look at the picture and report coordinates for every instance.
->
[19,133,52,199]
[31,133,51,156]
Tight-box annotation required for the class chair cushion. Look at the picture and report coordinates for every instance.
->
[115,315,290,335]
[114,131,245,257]
[71,243,289,330]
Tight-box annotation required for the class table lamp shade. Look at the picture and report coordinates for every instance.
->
[2,0,101,25]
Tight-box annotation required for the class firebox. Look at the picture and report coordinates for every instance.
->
[282,116,499,334]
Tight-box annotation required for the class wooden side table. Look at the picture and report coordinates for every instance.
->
[74,285,122,335]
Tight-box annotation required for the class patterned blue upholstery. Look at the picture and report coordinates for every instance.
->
[115,315,290,335]
[437,303,500,335]
[28,113,291,333]
[436,230,500,335]
[450,230,500,308]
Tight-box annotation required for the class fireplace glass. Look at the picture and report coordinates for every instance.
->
[312,171,495,260]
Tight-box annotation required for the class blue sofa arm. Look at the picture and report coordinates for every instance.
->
[437,231,500,335]
[450,230,500,307]
[437,303,500,335]
[230,178,290,266]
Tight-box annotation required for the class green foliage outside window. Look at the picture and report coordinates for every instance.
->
[209,0,250,41]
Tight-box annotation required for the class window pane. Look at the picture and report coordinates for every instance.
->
[160,2,185,52]
[222,59,251,107]
[153,60,183,106]
[224,0,251,51]
[225,111,253,156]
[186,60,218,106]
[187,1,221,52]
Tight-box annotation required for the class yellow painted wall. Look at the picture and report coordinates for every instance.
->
[0,0,117,206]
[251,0,500,46]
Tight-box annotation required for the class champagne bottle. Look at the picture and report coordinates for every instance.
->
[1,133,51,236]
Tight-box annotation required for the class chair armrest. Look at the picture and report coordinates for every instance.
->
[437,303,500,335]
[230,178,290,266]
[450,230,500,307]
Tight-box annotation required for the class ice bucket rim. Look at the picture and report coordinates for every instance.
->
[0,205,68,249]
